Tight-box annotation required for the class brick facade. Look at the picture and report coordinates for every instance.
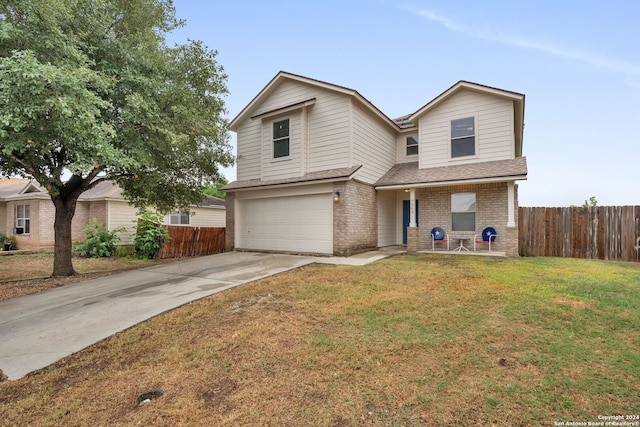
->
[6,198,128,250]
[416,182,519,256]
[224,192,236,252]
[333,180,377,256]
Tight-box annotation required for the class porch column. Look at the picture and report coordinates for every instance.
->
[409,188,417,227]
[507,182,516,227]
[505,181,519,257]
[407,188,418,254]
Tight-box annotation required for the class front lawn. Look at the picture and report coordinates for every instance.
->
[1,255,638,426]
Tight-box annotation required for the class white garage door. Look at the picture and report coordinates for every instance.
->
[237,193,333,254]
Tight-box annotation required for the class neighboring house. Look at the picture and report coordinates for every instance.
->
[0,179,226,250]
[223,72,527,257]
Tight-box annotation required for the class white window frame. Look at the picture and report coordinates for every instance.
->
[451,192,476,232]
[169,211,191,226]
[272,118,290,159]
[406,135,419,156]
[450,116,477,159]
[16,204,30,234]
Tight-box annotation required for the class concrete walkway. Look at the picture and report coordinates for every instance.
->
[0,248,405,380]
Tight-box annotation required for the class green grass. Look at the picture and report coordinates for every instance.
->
[1,255,638,426]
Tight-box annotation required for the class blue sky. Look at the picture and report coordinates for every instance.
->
[170,0,640,207]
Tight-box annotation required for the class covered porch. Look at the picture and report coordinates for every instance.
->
[375,159,527,257]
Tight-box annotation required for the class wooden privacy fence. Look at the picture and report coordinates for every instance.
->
[519,206,640,261]
[158,226,225,259]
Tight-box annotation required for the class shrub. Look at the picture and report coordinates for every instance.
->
[134,209,170,259]
[76,219,123,258]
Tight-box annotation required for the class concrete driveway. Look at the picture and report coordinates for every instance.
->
[0,248,404,380]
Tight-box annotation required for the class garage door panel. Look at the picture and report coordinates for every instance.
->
[238,194,333,254]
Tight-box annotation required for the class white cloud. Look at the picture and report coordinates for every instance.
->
[415,9,462,32]
[412,8,640,77]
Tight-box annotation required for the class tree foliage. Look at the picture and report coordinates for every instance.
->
[202,177,228,199]
[0,0,233,275]
[582,196,598,208]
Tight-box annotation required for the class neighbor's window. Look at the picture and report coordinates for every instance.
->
[170,212,190,225]
[406,135,418,156]
[273,118,290,158]
[16,204,30,234]
[451,116,475,158]
[451,192,475,231]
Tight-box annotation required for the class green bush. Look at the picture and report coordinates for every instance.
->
[134,209,170,259]
[76,219,123,258]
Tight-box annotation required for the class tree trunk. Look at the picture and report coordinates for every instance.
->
[52,195,78,277]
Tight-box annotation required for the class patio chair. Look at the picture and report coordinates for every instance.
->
[635,236,640,262]
[430,227,449,251]
[474,227,497,252]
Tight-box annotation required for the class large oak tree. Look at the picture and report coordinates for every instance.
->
[0,0,233,276]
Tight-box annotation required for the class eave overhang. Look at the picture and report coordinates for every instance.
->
[375,157,528,190]
[222,165,362,192]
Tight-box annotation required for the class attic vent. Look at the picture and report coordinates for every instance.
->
[22,184,42,194]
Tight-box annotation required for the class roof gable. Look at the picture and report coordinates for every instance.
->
[409,80,525,157]
[0,178,31,198]
[229,71,398,132]
[409,80,525,119]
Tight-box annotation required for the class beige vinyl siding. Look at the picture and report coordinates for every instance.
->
[108,200,138,244]
[351,101,397,184]
[261,110,303,181]
[189,207,225,228]
[419,89,515,168]
[236,119,262,180]
[396,133,420,164]
[236,80,352,181]
[307,91,350,173]
[377,190,396,246]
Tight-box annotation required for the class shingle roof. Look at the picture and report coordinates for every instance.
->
[200,195,226,208]
[79,180,124,200]
[0,178,32,198]
[375,157,527,187]
[393,114,417,130]
[222,165,363,191]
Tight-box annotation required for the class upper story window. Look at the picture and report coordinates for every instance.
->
[451,116,475,158]
[451,192,475,231]
[273,119,290,158]
[406,135,418,156]
[170,212,190,225]
[16,204,30,234]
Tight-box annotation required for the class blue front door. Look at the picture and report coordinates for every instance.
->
[402,200,419,244]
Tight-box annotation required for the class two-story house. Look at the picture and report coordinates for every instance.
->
[223,72,527,257]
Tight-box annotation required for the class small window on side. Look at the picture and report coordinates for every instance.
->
[406,135,418,156]
[170,212,190,225]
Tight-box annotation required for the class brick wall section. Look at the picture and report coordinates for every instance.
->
[333,180,377,256]
[72,201,90,242]
[89,201,108,225]
[39,199,56,246]
[224,192,236,252]
[418,182,519,255]
[5,198,125,250]
[407,226,419,254]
